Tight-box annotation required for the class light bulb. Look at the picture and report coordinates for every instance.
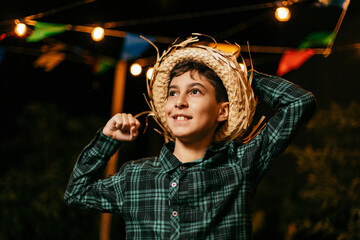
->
[275,7,291,22]
[130,63,142,76]
[146,68,154,79]
[15,23,27,37]
[91,27,105,41]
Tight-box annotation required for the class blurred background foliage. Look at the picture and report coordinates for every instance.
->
[288,102,360,240]
[0,102,103,239]
[254,101,360,240]
[0,100,359,239]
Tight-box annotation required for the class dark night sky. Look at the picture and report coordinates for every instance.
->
[1,0,359,141]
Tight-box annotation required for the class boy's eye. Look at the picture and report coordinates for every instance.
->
[168,91,177,97]
[191,89,201,95]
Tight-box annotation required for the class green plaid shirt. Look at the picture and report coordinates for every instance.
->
[64,71,316,239]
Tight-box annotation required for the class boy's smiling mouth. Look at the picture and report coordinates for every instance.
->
[172,114,192,120]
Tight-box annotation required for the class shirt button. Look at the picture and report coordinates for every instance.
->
[180,165,185,171]
[172,211,178,217]
[171,182,177,188]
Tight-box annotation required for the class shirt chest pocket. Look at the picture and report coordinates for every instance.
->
[180,168,235,212]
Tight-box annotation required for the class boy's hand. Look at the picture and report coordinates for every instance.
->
[103,113,141,142]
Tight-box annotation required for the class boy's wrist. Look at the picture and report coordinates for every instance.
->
[95,129,122,156]
[100,128,120,142]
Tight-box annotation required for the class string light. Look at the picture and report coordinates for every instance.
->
[15,23,27,37]
[91,27,104,41]
[146,68,154,79]
[130,63,142,76]
[275,7,291,22]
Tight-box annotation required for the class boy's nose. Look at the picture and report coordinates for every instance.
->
[175,95,188,109]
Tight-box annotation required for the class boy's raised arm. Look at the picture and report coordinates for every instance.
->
[64,113,140,213]
[247,70,316,180]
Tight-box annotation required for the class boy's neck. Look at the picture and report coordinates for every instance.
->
[173,138,213,163]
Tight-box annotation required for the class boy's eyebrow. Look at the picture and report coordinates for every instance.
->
[168,82,207,90]
[168,85,178,90]
[188,82,206,89]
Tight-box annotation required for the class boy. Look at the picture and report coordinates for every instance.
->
[64,35,316,239]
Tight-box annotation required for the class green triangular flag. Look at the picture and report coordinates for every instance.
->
[93,57,116,75]
[298,31,336,49]
[27,22,68,42]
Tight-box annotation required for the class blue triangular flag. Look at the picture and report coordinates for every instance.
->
[120,33,154,61]
[0,47,6,65]
[318,0,350,10]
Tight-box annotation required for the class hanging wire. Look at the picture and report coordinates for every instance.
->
[103,2,278,28]
[24,0,96,21]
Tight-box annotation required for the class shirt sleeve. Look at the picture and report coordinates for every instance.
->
[243,70,316,182]
[64,130,125,214]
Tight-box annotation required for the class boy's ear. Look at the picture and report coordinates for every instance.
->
[217,102,229,122]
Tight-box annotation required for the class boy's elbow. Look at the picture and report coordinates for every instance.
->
[303,91,317,111]
[63,192,76,206]
[63,194,71,206]
[300,91,317,121]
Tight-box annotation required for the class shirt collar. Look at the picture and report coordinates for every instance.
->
[204,141,230,158]
[159,141,231,173]
[160,141,182,173]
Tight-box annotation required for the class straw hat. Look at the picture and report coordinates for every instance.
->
[145,34,258,143]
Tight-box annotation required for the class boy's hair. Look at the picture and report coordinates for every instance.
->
[170,59,229,103]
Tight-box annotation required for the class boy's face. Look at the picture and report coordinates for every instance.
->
[165,71,229,143]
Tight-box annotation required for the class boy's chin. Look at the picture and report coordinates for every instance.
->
[172,132,212,145]
[170,131,193,141]
[171,133,190,141]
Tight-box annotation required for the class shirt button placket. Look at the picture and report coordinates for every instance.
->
[170,181,178,218]
[169,167,184,239]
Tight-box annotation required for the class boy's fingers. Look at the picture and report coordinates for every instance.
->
[103,113,141,141]
[130,126,138,137]
[114,114,123,129]
[104,113,141,141]
[127,114,136,128]
[135,119,141,129]
[120,113,130,130]
[127,114,141,131]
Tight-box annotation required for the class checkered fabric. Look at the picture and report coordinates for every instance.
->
[64,71,316,240]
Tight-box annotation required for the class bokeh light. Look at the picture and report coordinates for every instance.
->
[15,23,27,37]
[146,68,154,79]
[91,27,105,41]
[130,63,142,76]
[275,7,291,22]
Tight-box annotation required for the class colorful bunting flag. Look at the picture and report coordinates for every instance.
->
[318,0,350,10]
[33,43,66,71]
[0,33,7,41]
[276,49,315,76]
[277,31,336,76]
[299,31,335,49]
[27,22,68,42]
[93,56,116,75]
[34,51,65,71]
[0,47,6,65]
[120,33,154,61]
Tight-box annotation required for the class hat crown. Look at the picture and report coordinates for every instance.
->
[147,35,257,142]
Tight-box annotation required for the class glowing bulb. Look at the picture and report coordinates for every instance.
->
[15,23,27,37]
[130,63,142,76]
[91,27,104,41]
[275,7,291,22]
[146,68,154,79]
